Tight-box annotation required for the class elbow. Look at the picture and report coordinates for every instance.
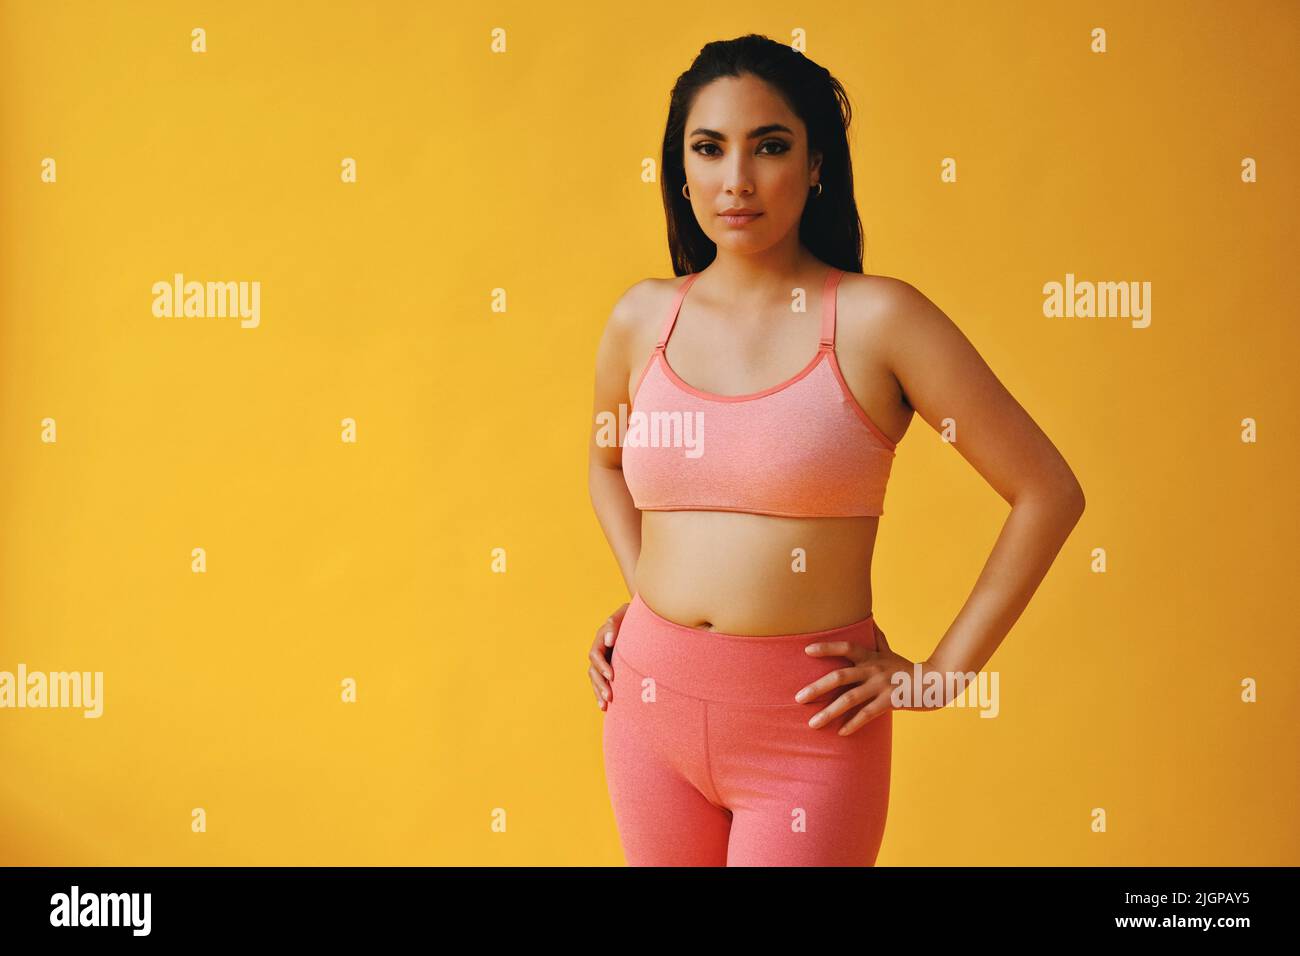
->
[1062,477,1086,522]
[1014,476,1085,523]
[1048,458,1086,519]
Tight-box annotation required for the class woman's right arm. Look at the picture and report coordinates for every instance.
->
[585,282,653,710]
[587,280,652,595]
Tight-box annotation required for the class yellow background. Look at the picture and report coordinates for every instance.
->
[1,0,1297,865]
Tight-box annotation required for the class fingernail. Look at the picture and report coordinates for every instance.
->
[794,689,808,702]
[602,689,609,700]
[605,632,613,646]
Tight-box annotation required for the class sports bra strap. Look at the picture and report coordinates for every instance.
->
[819,266,844,349]
[656,272,702,349]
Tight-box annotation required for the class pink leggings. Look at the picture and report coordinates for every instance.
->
[602,592,891,866]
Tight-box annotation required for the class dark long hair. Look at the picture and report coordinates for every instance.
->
[661,34,864,277]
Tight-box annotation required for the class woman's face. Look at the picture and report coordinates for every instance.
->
[681,74,821,254]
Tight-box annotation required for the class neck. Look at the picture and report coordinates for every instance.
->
[703,248,824,307]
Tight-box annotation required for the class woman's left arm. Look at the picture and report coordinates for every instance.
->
[878,278,1086,679]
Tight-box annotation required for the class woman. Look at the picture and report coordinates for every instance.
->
[587,35,1084,866]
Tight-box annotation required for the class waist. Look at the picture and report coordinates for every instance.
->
[615,592,879,704]
[635,510,877,633]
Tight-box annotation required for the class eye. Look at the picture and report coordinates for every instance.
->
[690,139,792,157]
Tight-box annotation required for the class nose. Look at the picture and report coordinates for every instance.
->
[724,176,754,198]
[723,155,755,197]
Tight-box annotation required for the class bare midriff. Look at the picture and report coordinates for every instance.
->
[633,510,879,636]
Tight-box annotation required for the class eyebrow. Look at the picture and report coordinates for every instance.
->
[688,124,794,140]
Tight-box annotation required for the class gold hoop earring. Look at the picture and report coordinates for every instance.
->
[811,182,823,196]
[682,183,690,200]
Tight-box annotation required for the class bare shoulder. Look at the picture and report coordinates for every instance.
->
[832,272,960,426]
[601,274,692,384]
[593,276,680,399]
[600,275,677,347]
[838,271,948,327]
[836,271,961,356]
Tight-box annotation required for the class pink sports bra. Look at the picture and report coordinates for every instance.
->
[621,266,899,519]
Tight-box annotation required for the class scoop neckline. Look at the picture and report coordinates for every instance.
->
[655,346,830,403]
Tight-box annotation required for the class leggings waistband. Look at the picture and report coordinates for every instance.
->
[614,592,880,704]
